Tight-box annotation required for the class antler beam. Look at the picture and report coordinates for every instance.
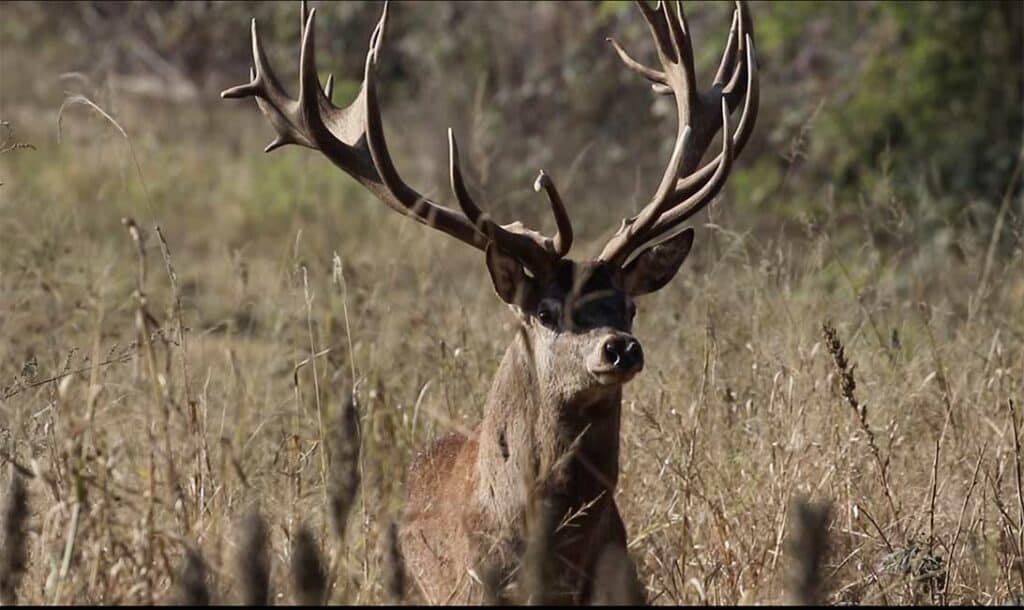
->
[599,0,758,265]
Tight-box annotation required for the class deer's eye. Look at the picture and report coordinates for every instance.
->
[536,301,560,329]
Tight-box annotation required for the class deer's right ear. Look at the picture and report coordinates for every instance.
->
[486,243,533,308]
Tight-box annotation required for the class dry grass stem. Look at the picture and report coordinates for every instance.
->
[175,547,211,606]
[291,524,327,606]
[523,498,556,605]
[383,521,405,604]
[236,511,271,606]
[328,392,361,543]
[785,498,831,606]
[0,471,29,605]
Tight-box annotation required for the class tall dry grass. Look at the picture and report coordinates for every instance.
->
[1,29,1023,606]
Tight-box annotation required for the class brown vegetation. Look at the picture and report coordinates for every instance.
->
[1,0,1022,605]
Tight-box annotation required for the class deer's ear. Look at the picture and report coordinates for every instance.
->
[618,228,694,296]
[486,243,534,307]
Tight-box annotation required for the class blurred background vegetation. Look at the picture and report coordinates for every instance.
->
[2,1,1021,255]
[0,2,1022,604]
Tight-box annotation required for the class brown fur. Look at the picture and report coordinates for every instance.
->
[400,281,639,604]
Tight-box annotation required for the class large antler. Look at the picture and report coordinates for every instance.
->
[599,0,758,266]
[221,2,572,276]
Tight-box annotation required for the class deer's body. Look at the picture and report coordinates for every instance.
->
[224,1,757,604]
[402,324,629,604]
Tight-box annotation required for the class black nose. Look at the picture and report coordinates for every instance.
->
[603,336,644,373]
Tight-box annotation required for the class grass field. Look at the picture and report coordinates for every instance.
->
[2,5,1024,605]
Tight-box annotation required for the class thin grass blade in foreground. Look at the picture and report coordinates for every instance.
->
[384,520,405,603]
[785,497,831,606]
[292,524,327,605]
[0,470,28,605]
[328,392,361,543]
[174,547,212,606]
[237,510,271,606]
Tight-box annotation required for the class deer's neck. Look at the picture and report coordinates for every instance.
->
[476,332,622,529]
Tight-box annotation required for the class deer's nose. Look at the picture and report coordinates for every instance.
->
[602,336,644,373]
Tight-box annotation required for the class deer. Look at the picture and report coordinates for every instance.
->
[222,0,757,604]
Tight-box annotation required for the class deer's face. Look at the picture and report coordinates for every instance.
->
[486,229,696,401]
[528,260,642,396]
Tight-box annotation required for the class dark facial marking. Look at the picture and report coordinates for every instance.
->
[498,429,509,460]
[535,260,634,333]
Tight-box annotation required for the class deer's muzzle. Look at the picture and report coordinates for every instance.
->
[589,333,644,384]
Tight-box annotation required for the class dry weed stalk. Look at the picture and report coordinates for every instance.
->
[0,121,35,187]
[523,497,556,605]
[383,520,405,603]
[1006,399,1024,571]
[785,497,831,606]
[328,392,361,543]
[291,523,327,605]
[822,320,900,526]
[321,391,362,603]
[919,303,957,431]
[479,561,507,606]
[175,547,211,606]
[236,510,270,606]
[300,265,332,531]
[0,471,28,605]
[122,216,194,599]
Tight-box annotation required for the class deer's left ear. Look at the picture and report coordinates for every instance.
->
[486,242,535,308]
[618,228,695,296]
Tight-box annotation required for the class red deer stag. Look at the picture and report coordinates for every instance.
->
[223,0,757,604]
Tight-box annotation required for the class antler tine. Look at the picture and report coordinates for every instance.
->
[641,1,699,106]
[598,0,758,267]
[298,9,324,117]
[447,128,487,229]
[324,73,334,101]
[662,1,697,94]
[606,37,667,89]
[222,19,310,151]
[534,171,573,257]
[721,1,753,102]
[726,29,759,148]
[641,98,734,243]
[448,129,570,272]
[713,6,740,89]
[601,124,691,263]
[635,1,672,61]
[361,3,407,200]
[667,30,758,205]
